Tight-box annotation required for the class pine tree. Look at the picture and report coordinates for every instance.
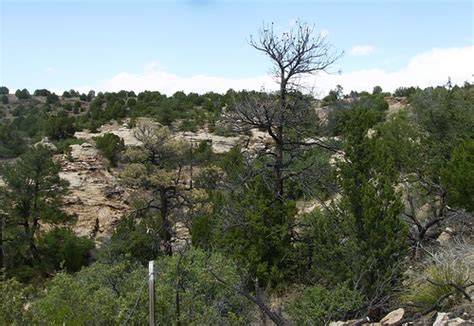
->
[0,146,73,279]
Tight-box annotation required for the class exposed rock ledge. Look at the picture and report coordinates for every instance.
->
[57,142,129,244]
[330,309,473,326]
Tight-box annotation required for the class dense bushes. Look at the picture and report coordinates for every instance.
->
[0,121,28,158]
[442,140,474,212]
[287,284,363,325]
[1,82,473,324]
[37,228,94,273]
[94,133,125,167]
[44,111,76,140]
[0,146,89,281]
[4,249,254,325]
[15,88,31,99]
[0,278,30,325]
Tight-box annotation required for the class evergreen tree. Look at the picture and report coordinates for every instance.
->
[120,121,192,256]
[94,133,125,167]
[311,107,408,317]
[442,139,474,212]
[0,146,74,280]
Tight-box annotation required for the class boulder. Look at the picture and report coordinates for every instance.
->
[380,308,404,325]
[434,312,450,326]
[437,231,452,245]
[329,322,346,326]
[34,137,57,151]
[446,317,473,325]
[329,318,370,326]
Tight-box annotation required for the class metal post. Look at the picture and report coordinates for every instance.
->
[148,260,155,326]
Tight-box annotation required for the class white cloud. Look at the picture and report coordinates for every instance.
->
[74,45,474,97]
[315,45,474,95]
[44,67,55,74]
[320,28,329,38]
[95,69,275,95]
[350,45,375,56]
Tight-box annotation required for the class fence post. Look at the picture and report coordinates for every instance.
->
[149,260,155,326]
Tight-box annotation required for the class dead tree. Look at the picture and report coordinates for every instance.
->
[225,21,342,202]
[401,174,457,258]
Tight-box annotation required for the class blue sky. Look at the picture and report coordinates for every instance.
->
[1,0,473,96]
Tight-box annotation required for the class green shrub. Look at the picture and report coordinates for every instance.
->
[44,112,76,140]
[442,139,474,212]
[0,278,30,325]
[62,103,72,111]
[287,284,363,325]
[38,228,94,273]
[46,93,60,105]
[103,215,160,264]
[94,133,125,167]
[15,88,31,100]
[34,89,51,97]
[28,249,253,325]
[54,137,85,154]
[402,257,471,312]
[28,271,118,325]
[179,118,198,132]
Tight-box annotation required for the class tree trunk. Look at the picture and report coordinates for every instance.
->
[274,137,284,201]
[176,286,181,326]
[160,188,173,256]
[0,215,3,274]
[273,73,286,202]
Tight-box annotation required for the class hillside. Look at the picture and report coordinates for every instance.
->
[1,81,473,325]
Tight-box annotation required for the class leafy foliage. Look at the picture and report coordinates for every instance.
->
[94,133,125,167]
[0,146,76,280]
[287,284,363,325]
[24,249,252,325]
[15,88,31,100]
[0,278,30,325]
[0,79,472,324]
[309,107,408,316]
[44,111,76,140]
[0,121,28,158]
[402,247,472,313]
[442,140,474,212]
[37,228,94,273]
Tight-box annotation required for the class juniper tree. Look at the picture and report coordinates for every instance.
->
[0,145,73,278]
[120,120,201,256]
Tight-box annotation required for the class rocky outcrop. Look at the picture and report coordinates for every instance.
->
[34,137,57,151]
[179,130,242,153]
[171,222,190,253]
[75,123,143,146]
[57,142,129,243]
[67,120,344,241]
[330,309,473,326]
[433,312,473,325]
[386,96,408,115]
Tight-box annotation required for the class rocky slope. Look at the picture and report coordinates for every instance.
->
[57,97,408,243]
[60,121,272,243]
[57,142,129,243]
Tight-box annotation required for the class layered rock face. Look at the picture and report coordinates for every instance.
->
[57,142,129,243]
[64,122,268,244]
